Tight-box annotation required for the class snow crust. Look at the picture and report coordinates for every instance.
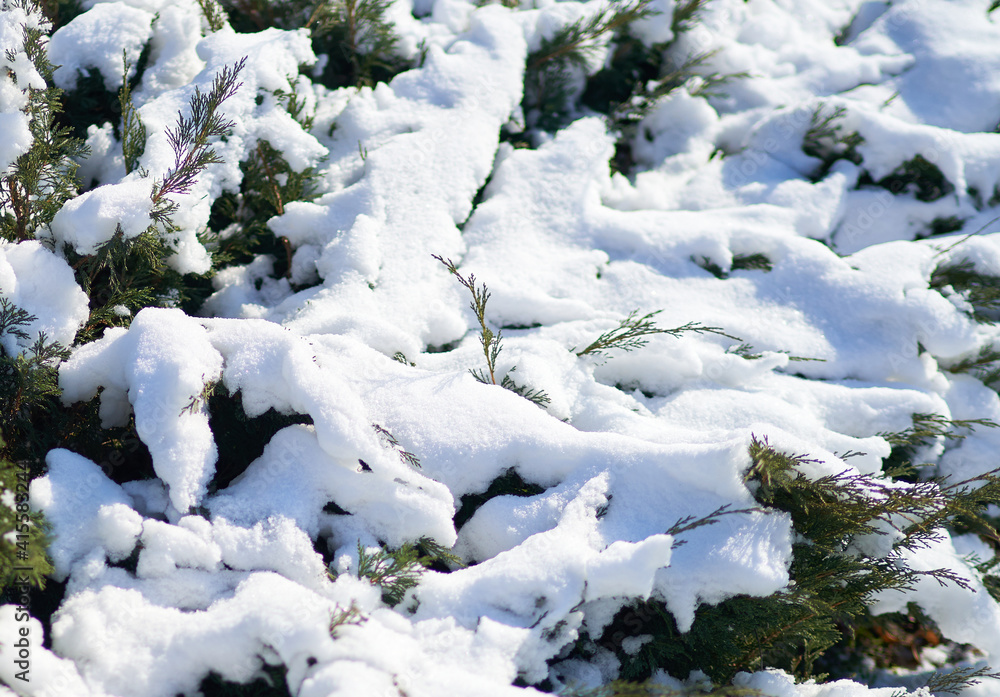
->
[8,0,1000,695]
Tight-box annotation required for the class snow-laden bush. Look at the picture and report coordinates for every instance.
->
[8,0,1000,695]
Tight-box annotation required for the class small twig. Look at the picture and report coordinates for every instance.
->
[279,236,293,278]
[665,504,763,547]
[575,310,741,358]
[934,215,1000,256]
[304,0,325,28]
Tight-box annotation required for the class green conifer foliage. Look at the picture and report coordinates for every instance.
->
[118,51,148,176]
[0,300,69,465]
[0,8,249,609]
[930,259,1000,324]
[521,0,656,134]
[71,57,247,331]
[150,59,246,232]
[693,253,774,280]
[205,383,313,494]
[191,80,325,306]
[68,232,182,342]
[220,0,407,89]
[35,0,81,28]
[877,413,998,479]
[516,0,745,171]
[0,442,54,591]
[57,40,151,148]
[354,537,462,607]
[307,0,407,89]
[329,601,366,636]
[944,344,1000,392]
[575,310,738,360]
[870,155,954,203]
[0,297,152,492]
[916,216,966,241]
[196,0,229,33]
[0,0,87,242]
[372,424,421,469]
[453,468,546,531]
[203,112,317,266]
[5,0,1000,691]
[598,436,1000,687]
[801,105,864,182]
[434,255,551,407]
[195,667,292,697]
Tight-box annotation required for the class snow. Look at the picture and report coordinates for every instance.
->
[58,308,223,514]
[0,606,100,697]
[29,449,141,581]
[48,178,154,256]
[8,0,1000,695]
[48,2,155,91]
[0,2,38,173]
[0,241,89,356]
[735,669,914,697]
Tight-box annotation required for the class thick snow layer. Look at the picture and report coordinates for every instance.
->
[734,669,911,697]
[48,178,154,256]
[0,241,88,355]
[0,606,101,697]
[29,449,141,581]
[48,2,155,91]
[58,308,223,513]
[260,9,526,356]
[13,0,1000,695]
[0,4,40,173]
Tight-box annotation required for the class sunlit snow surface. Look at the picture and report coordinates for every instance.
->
[6,0,1000,695]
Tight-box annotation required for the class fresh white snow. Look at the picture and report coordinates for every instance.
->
[5,0,1000,695]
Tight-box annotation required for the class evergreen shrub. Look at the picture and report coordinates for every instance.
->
[3,0,1000,695]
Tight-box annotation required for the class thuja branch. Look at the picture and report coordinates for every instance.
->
[433,254,501,385]
[434,254,551,408]
[119,51,147,176]
[196,0,229,31]
[0,1,87,242]
[150,58,246,221]
[665,503,762,548]
[255,141,284,215]
[356,538,462,607]
[527,0,656,71]
[306,0,401,88]
[345,0,359,77]
[924,665,1000,695]
[576,310,741,358]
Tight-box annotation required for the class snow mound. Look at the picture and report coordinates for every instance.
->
[12,0,1000,695]
[0,241,88,356]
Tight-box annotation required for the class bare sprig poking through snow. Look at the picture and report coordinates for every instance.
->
[433,254,503,385]
[435,253,551,407]
[575,309,740,359]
